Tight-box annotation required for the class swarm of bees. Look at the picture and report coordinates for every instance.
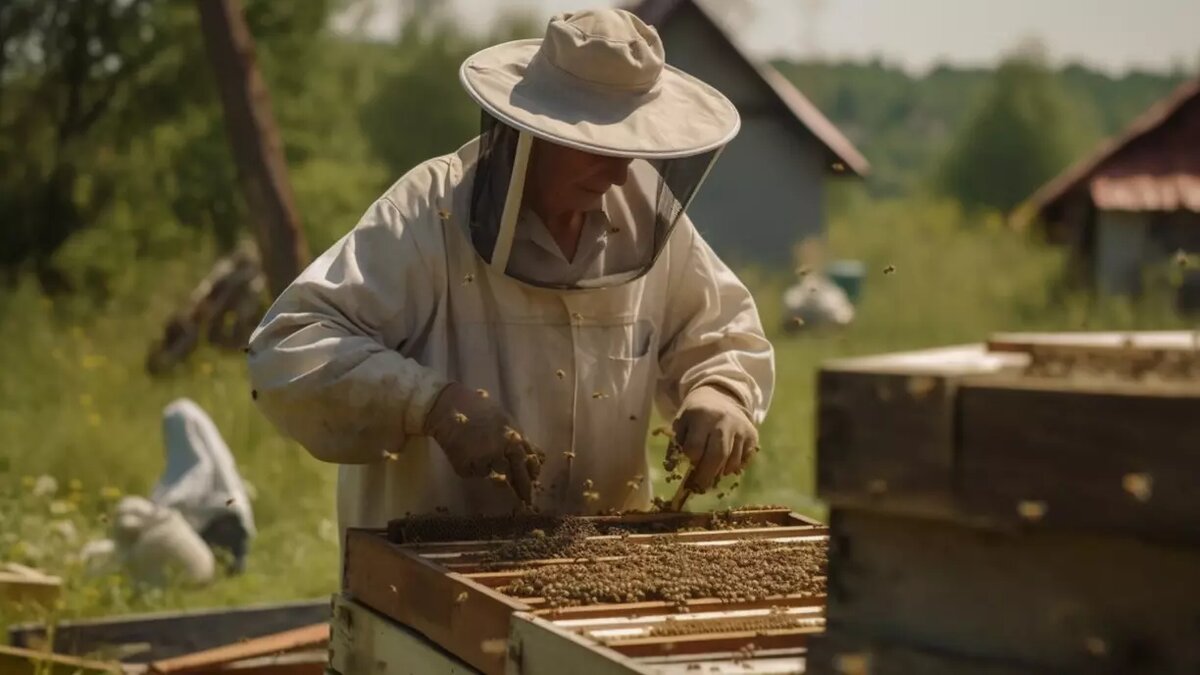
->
[502,539,827,609]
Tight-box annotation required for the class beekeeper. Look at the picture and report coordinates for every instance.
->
[247,9,774,539]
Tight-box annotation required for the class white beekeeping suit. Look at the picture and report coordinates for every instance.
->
[111,496,215,587]
[247,9,775,552]
[151,398,256,572]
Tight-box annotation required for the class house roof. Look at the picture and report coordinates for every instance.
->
[627,0,870,177]
[1027,76,1200,217]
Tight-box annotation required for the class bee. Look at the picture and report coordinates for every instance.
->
[225,498,236,507]
[591,391,609,399]
[462,273,475,285]
[651,426,675,439]
[883,264,896,275]
[563,450,576,460]
[476,388,489,398]
[503,427,523,443]
[454,412,469,424]
[488,470,508,484]
[382,449,401,461]
[555,369,566,379]
[437,208,451,221]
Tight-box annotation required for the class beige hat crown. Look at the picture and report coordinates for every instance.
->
[538,10,665,93]
[459,7,739,158]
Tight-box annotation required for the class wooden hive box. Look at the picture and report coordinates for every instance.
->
[340,508,829,674]
[807,331,1200,674]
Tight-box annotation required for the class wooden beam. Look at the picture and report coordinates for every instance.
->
[957,374,1200,539]
[0,563,61,609]
[7,599,331,663]
[344,530,528,675]
[148,623,328,673]
[0,645,123,675]
[822,509,1200,672]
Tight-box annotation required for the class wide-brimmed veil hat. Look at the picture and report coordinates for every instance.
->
[459,8,740,159]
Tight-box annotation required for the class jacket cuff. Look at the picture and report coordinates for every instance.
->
[393,355,453,437]
[688,378,756,421]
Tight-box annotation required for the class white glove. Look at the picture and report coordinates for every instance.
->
[671,386,759,492]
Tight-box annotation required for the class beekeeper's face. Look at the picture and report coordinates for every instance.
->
[526,139,633,211]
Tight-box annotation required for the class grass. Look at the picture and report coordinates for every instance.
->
[1,196,1192,637]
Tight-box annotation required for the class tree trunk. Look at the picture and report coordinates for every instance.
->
[195,0,309,298]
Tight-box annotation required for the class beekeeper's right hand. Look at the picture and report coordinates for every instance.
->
[424,382,544,504]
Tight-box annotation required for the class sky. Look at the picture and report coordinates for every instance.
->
[333,0,1200,76]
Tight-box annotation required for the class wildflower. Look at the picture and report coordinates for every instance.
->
[32,475,58,497]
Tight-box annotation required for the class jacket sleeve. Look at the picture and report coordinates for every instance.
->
[246,186,450,465]
[655,219,775,425]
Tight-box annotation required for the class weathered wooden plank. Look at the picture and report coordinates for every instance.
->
[425,525,827,564]
[815,343,1028,515]
[0,564,62,609]
[604,628,820,658]
[958,375,1200,538]
[344,529,528,675]
[7,599,331,663]
[987,330,1199,354]
[387,509,804,544]
[507,612,644,675]
[532,595,825,620]
[147,623,327,673]
[0,645,125,674]
[807,630,1052,675]
[823,509,1200,673]
[328,593,476,675]
[816,366,961,515]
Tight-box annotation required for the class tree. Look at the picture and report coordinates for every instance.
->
[195,0,309,298]
[936,46,1100,214]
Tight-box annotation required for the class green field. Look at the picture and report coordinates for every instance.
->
[0,195,1190,633]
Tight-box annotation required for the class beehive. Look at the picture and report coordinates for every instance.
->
[342,508,829,674]
[808,331,1200,674]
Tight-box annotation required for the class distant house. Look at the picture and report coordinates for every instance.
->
[628,0,868,267]
[1026,77,1200,307]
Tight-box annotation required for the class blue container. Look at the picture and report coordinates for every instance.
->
[826,259,865,304]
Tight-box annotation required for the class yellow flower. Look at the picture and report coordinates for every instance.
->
[100,486,122,500]
[49,499,76,515]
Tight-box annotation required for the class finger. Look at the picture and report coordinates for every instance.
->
[692,429,730,492]
[723,435,745,477]
[505,443,534,504]
[738,435,760,474]
[524,442,545,481]
[676,414,712,466]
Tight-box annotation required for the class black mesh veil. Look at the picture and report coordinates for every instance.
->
[468,111,721,290]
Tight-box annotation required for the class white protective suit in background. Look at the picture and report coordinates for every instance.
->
[151,398,256,571]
